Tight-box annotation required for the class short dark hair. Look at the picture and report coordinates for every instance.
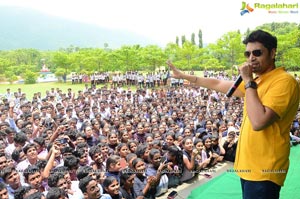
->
[33,137,45,147]
[106,155,121,171]
[61,146,74,155]
[51,166,69,175]
[23,191,44,199]
[4,127,16,135]
[76,166,94,180]
[1,166,17,182]
[46,187,66,199]
[14,132,27,144]
[48,172,65,187]
[11,148,23,162]
[23,165,40,181]
[14,186,33,199]
[79,175,94,194]
[0,182,7,191]
[23,143,37,155]
[135,144,148,159]
[36,160,47,170]
[89,146,101,159]
[120,168,134,186]
[63,155,79,169]
[243,29,277,51]
[76,132,87,140]
[125,153,137,163]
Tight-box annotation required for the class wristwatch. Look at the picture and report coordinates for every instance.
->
[245,81,257,89]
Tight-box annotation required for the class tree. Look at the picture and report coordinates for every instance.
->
[177,41,199,69]
[54,68,67,82]
[52,52,71,74]
[0,58,11,74]
[198,29,203,48]
[165,43,180,62]
[0,22,298,80]
[139,45,166,72]
[24,70,38,84]
[296,24,300,48]
[209,31,244,75]
[283,48,300,71]
[113,45,140,71]
[276,29,299,68]
[4,70,18,84]
[191,33,196,45]
[181,35,186,46]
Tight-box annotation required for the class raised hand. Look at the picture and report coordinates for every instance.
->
[166,60,184,79]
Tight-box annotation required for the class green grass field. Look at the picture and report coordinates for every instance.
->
[0,70,298,101]
[0,82,91,100]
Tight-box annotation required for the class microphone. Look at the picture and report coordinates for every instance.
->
[226,75,242,97]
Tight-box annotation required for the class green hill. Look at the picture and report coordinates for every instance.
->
[0,6,156,50]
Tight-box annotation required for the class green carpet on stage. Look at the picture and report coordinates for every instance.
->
[188,146,300,199]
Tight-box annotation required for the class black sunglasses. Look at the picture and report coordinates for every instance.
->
[244,49,263,58]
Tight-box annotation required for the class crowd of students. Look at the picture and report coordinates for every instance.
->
[74,70,173,89]
[0,74,299,199]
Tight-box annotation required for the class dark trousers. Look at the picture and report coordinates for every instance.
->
[241,178,281,199]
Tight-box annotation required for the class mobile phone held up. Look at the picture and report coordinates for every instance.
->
[57,138,68,144]
[167,191,178,199]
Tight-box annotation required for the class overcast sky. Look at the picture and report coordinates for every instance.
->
[1,0,299,45]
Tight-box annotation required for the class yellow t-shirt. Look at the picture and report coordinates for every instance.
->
[234,67,300,186]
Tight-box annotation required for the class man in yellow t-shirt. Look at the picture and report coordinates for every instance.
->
[168,30,300,199]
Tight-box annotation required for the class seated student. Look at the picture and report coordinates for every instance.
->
[164,132,177,149]
[23,165,46,193]
[75,166,104,199]
[223,127,238,162]
[125,153,137,170]
[22,191,46,199]
[119,168,142,199]
[1,166,29,199]
[79,176,107,199]
[14,186,37,199]
[165,146,183,188]
[193,138,211,170]
[127,140,138,154]
[63,155,79,181]
[132,158,156,199]
[0,153,8,183]
[51,166,81,199]
[202,135,219,167]
[89,145,106,172]
[74,148,89,167]
[33,137,48,160]
[46,187,67,199]
[106,155,122,183]
[210,134,225,163]
[146,148,169,197]
[135,144,150,164]
[107,131,119,154]
[0,182,9,199]
[98,142,110,162]
[133,123,146,144]
[102,176,123,199]
[16,143,39,180]
[115,143,130,169]
[47,173,70,198]
[180,137,198,182]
